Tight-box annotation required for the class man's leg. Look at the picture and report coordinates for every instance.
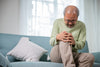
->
[77,53,94,67]
[59,41,75,67]
[50,45,62,63]
[50,41,76,67]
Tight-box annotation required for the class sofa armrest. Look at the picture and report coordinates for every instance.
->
[92,52,100,63]
[0,53,11,67]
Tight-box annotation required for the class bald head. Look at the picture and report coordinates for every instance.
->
[64,5,79,17]
[64,5,79,28]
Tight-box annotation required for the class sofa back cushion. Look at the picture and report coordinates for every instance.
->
[0,33,89,62]
[78,41,89,53]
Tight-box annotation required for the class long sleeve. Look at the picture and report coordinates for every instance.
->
[74,23,86,50]
[50,20,59,46]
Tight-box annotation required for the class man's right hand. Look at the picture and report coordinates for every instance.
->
[56,31,69,42]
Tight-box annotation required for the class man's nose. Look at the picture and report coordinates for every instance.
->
[69,22,72,25]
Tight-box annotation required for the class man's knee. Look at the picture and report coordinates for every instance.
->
[59,41,71,48]
[87,53,94,62]
[59,41,69,45]
[79,53,94,63]
[59,41,72,51]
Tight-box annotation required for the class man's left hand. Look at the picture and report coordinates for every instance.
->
[66,33,75,45]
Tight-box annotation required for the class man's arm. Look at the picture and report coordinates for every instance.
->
[50,20,59,46]
[74,24,86,50]
[50,19,69,46]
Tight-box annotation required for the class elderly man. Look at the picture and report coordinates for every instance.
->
[50,5,94,67]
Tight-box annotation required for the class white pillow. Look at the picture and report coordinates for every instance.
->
[7,37,48,62]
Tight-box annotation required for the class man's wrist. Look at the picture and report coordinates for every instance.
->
[56,34,60,41]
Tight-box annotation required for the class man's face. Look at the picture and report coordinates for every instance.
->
[64,13,78,28]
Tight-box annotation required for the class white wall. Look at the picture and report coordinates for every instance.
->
[0,0,20,34]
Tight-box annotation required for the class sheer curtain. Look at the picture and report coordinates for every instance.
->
[81,0,100,52]
[19,0,33,35]
[19,0,100,52]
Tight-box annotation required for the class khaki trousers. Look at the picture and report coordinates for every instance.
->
[50,41,94,67]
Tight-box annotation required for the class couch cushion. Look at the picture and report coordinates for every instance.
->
[93,63,100,67]
[92,52,100,63]
[78,41,89,53]
[10,62,100,67]
[10,61,63,67]
[0,53,11,67]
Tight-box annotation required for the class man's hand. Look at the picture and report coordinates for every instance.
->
[56,32,75,45]
[66,33,75,45]
[56,31,69,41]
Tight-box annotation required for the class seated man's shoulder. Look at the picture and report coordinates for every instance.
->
[77,20,86,27]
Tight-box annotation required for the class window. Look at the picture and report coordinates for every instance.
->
[27,0,78,37]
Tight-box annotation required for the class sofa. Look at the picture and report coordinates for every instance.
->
[0,33,100,67]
